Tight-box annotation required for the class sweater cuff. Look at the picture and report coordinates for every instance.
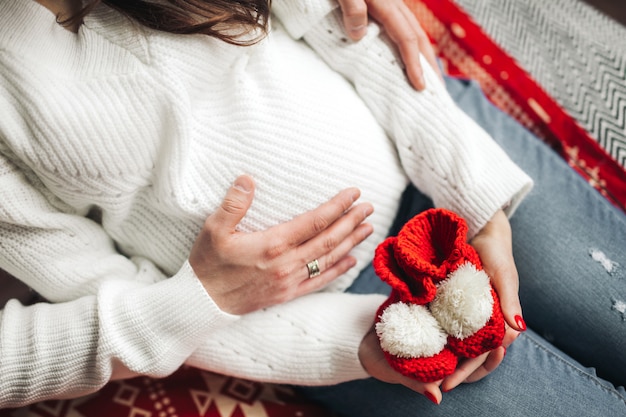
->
[98,261,239,376]
[441,140,533,237]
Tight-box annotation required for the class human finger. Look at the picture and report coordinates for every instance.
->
[460,346,505,385]
[442,352,487,390]
[295,201,373,272]
[471,210,526,332]
[207,175,255,232]
[489,258,525,333]
[399,5,443,84]
[305,254,358,284]
[296,221,374,293]
[502,324,522,347]
[359,328,443,404]
[268,187,362,250]
[240,198,372,301]
[337,0,369,40]
[400,376,443,405]
[441,324,519,392]
[443,350,504,391]
[367,0,425,90]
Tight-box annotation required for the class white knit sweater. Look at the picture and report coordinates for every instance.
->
[0,0,532,407]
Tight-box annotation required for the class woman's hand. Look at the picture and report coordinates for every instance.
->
[337,0,442,90]
[358,325,518,405]
[359,326,445,404]
[189,175,374,315]
[441,209,526,391]
[359,210,525,402]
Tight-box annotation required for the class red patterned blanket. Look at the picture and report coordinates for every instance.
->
[3,1,624,416]
[411,0,626,212]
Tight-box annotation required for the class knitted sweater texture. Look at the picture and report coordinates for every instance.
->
[0,0,531,406]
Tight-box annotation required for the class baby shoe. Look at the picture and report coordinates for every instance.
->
[373,208,505,382]
[374,237,458,382]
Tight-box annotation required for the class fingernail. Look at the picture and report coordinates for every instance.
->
[502,345,507,358]
[233,178,251,193]
[442,386,452,393]
[424,391,439,405]
[417,73,426,90]
[349,24,366,33]
[514,315,527,331]
[364,205,374,217]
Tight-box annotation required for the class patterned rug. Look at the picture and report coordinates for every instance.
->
[0,367,335,417]
[457,0,626,168]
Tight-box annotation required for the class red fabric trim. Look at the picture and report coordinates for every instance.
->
[407,0,626,212]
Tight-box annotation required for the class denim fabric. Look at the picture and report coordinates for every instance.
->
[298,77,626,416]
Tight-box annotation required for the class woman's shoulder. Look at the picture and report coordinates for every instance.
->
[0,0,153,80]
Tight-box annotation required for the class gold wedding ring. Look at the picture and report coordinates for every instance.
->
[306,259,321,279]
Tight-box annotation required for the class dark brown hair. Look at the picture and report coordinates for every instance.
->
[61,0,271,45]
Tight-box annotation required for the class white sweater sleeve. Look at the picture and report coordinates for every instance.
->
[272,2,533,237]
[0,154,238,407]
[0,150,383,390]
[188,292,386,385]
[186,3,534,386]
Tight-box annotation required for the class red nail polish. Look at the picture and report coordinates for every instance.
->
[425,391,439,405]
[502,345,507,358]
[514,315,527,331]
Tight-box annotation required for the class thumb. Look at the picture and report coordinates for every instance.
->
[210,175,255,231]
[490,263,526,333]
[472,210,526,333]
[338,0,369,40]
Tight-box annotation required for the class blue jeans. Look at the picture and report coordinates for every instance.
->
[298,77,626,416]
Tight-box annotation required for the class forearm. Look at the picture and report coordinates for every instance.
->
[306,12,531,236]
[273,4,533,237]
[187,291,386,385]
[0,264,237,408]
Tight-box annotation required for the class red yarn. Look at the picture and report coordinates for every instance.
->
[446,288,505,358]
[373,208,505,382]
[375,296,458,382]
[383,346,458,383]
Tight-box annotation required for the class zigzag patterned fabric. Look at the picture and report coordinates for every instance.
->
[456,0,626,169]
[409,0,626,212]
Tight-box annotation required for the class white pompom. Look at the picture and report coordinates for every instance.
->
[430,262,493,339]
[375,302,447,358]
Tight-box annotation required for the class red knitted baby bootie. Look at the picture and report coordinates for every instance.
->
[373,208,505,382]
